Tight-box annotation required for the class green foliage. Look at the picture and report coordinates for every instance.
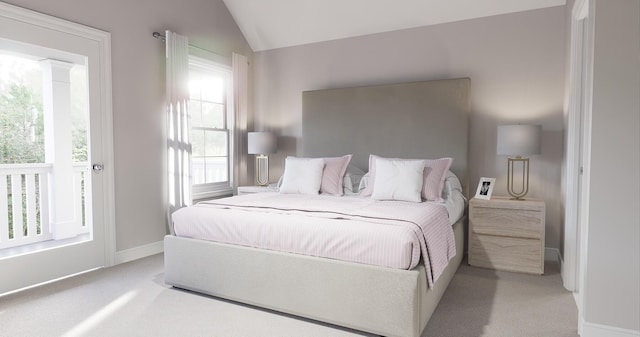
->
[0,83,44,164]
[0,83,88,164]
[72,126,87,162]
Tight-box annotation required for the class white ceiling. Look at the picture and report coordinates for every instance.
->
[223,0,566,52]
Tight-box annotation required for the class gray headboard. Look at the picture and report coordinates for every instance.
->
[302,78,470,194]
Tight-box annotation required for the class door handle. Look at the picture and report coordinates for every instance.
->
[92,163,104,172]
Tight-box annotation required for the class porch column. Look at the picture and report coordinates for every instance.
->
[40,59,78,240]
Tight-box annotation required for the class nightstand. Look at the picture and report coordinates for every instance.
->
[468,196,545,274]
[237,185,278,195]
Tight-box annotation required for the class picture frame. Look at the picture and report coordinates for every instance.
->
[475,177,496,200]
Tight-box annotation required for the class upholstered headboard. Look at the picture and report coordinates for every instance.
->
[302,78,470,194]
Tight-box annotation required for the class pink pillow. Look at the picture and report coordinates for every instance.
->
[361,155,453,202]
[320,155,352,196]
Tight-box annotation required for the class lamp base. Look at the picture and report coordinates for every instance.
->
[255,155,269,186]
[506,156,530,200]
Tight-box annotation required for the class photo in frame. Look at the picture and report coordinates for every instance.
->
[475,177,496,200]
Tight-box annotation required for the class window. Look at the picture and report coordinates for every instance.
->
[188,56,233,199]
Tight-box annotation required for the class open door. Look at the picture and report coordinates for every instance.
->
[0,2,114,294]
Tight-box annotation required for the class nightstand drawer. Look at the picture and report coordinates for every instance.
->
[470,207,542,239]
[469,234,543,274]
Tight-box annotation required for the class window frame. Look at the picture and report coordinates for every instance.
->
[188,55,234,200]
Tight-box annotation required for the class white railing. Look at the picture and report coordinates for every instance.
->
[73,163,91,234]
[192,160,228,185]
[0,163,52,249]
[0,163,90,250]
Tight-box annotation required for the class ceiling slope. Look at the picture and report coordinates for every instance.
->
[223,0,566,51]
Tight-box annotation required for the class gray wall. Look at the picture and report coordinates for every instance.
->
[584,0,639,331]
[254,6,567,251]
[4,0,254,252]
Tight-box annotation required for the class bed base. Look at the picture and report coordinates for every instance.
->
[164,217,464,337]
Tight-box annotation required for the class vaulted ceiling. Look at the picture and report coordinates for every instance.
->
[223,0,566,51]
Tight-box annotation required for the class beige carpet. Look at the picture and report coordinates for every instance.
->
[423,259,578,337]
[0,254,578,337]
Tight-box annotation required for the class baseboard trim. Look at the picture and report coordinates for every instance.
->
[114,240,164,265]
[581,317,640,337]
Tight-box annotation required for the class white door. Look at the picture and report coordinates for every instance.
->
[0,3,114,294]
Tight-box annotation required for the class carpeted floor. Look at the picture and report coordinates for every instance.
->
[422,259,578,337]
[0,254,578,337]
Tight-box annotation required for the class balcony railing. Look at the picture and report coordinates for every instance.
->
[0,163,90,250]
[192,159,228,185]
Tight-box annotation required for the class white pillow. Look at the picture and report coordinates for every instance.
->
[279,157,325,195]
[371,158,424,202]
[277,164,366,194]
[361,155,452,202]
[442,171,463,200]
[343,165,366,194]
[358,172,370,193]
[446,171,463,192]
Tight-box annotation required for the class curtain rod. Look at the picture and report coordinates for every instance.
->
[152,32,227,59]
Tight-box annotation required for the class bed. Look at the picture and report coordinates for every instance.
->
[164,78,470,337]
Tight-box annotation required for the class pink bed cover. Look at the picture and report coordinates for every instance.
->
[172,192,456,287]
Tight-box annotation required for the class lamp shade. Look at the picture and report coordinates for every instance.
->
[248,132,277,155]
[497,125,542,156]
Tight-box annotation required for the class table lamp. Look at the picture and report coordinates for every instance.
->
[497,125,542,200]
[248,132,277,186]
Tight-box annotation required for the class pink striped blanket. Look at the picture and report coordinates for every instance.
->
[172,193,456,287]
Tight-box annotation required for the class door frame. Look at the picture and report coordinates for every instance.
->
[563,0,587,292]
[563,0,594,322]
[0,3,115,266]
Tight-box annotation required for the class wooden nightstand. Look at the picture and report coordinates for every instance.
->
[237,185,278,195]
[468,196,545,274]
